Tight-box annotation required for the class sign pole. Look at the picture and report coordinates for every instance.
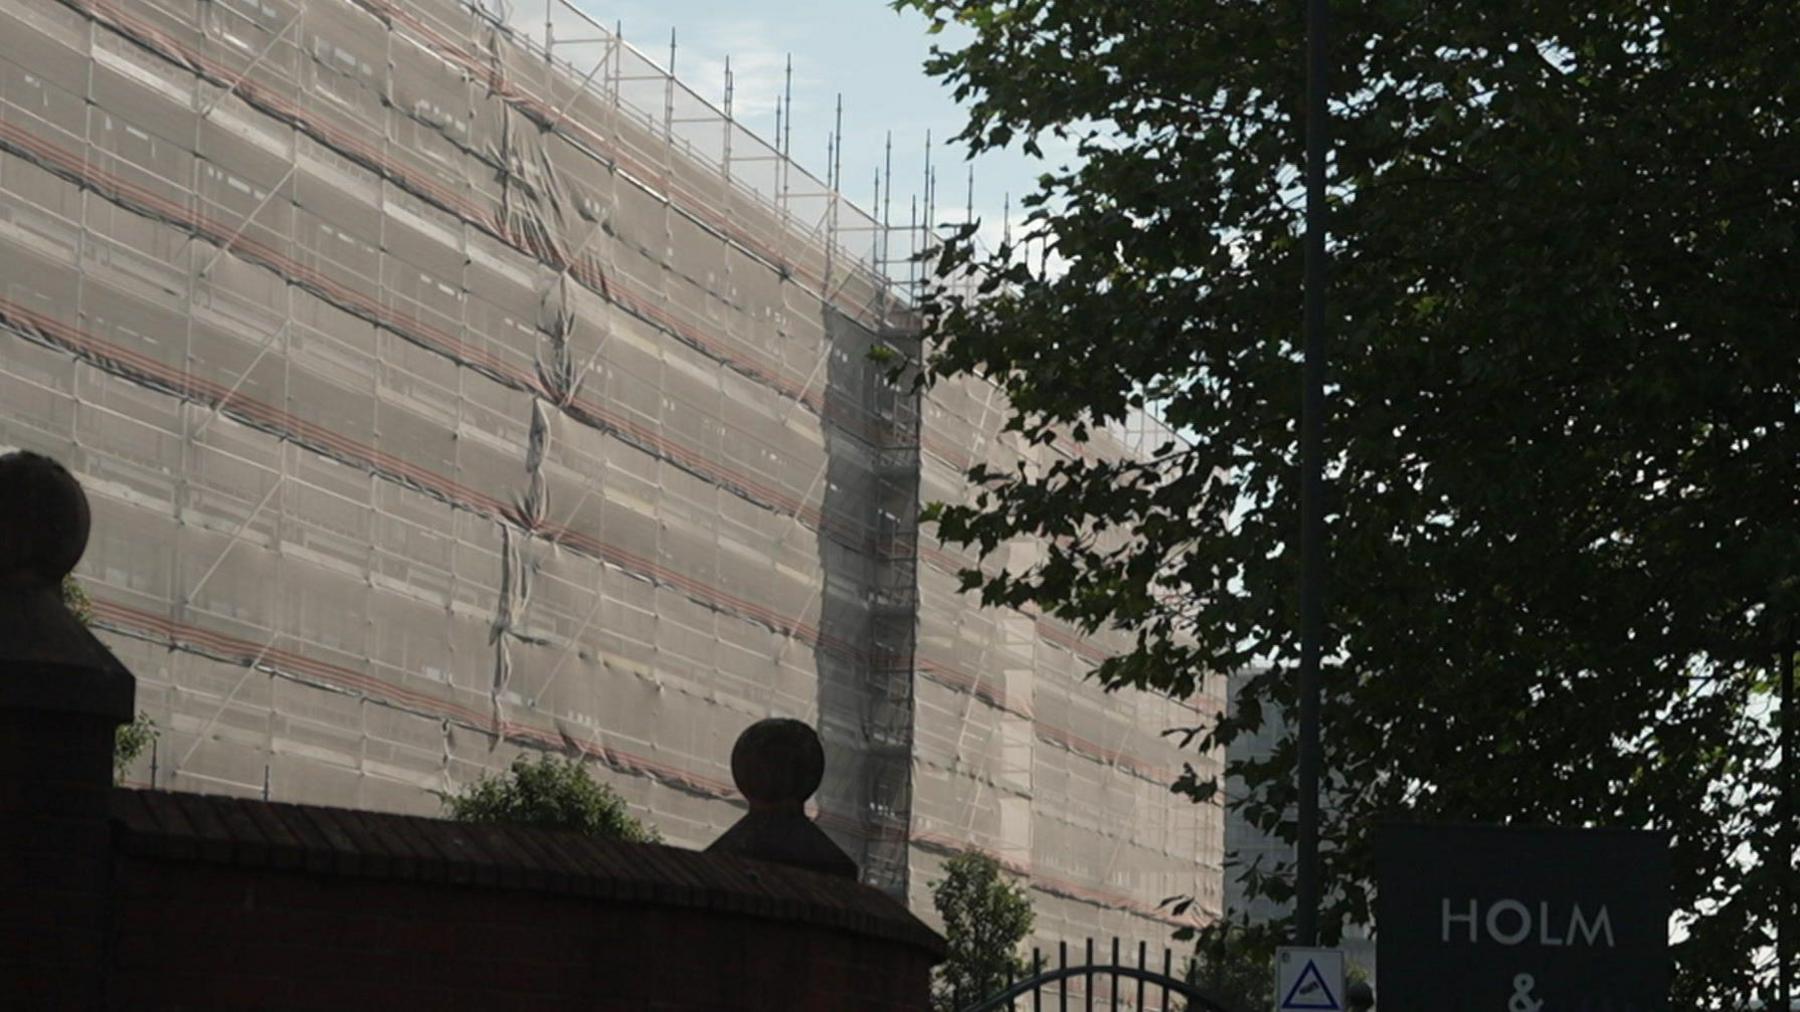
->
[1297,0,1330,949]
[1781,621,1794,1011]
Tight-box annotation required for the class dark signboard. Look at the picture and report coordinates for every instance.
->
[1376,823,1669,1011]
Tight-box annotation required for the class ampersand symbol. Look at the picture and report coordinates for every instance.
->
[1508,973,1543,1012]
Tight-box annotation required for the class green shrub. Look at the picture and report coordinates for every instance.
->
[61,574,159,785]
[114,712,158,784]
[443,753,659,843]
[61,573,92,625]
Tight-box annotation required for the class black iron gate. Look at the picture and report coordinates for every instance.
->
[956,938,1239,1012]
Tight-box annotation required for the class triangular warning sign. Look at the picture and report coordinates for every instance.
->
[1279,959,1341,1010]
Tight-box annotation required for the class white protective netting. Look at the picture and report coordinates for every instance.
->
[0,0,1223,969]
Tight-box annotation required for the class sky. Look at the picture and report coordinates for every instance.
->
[499,0,1054,263]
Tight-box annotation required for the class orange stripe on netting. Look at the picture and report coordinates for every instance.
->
[0,298,860,661]
[89,598,738,799]
[0,122,879,546]
[66,0,889,446]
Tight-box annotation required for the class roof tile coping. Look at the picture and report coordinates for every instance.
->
[110,788,944,956]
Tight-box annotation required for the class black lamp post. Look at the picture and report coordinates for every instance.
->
[1295,0,1331,949]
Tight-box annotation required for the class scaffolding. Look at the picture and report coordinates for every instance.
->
[0,0,1222,962]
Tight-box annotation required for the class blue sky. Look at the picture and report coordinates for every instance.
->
[507,0,1052,258]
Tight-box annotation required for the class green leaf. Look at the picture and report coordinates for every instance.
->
[930,852,1034,1010]
[442,753,661,843]
[908,0,1797,1000]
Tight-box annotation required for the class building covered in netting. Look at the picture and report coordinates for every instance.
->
[0,0,1225,961]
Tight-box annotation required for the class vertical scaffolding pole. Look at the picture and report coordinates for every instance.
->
[832,95,843,291]
[823,94,841,291]
[918,130,934,299]
[965,165,974,229]
[709,55,723,187]
[782,56,794,158]
[780,55,793,227]
[611,21,622,107]
[922,129,933,237]
[663,28,676,141]
[929,169,938,237]
[832,95,844,195]
[1295,0,1330,949]
[882,133,893,242]
[907,195,918,294]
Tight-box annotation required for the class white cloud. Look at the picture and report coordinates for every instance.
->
[686,21,796,122]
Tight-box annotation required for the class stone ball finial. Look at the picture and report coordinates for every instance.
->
[730,718,825,812]
[0,451,91,587]
[709,718,855,878]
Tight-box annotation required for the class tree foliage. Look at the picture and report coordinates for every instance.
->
[896,0,1797,1001]
[61,573,93,626]
[113,712,158,784]
[1185,920,1278,1012]
[61,574,159,784]
[443,753,660,843]
[931,851,1035,1010]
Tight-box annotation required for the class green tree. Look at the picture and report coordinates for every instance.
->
[896,0,1796,1002]
[931,851,1034,1011]
[443,753,660,843]
[62,574,159,784]
[1185,920,1277,1012]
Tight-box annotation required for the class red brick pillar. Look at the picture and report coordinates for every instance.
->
[0,452,135,1010]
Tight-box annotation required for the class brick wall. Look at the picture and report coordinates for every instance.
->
[91,790,940,1011]
[0,455,940,1010]
[109,858,933,1011]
